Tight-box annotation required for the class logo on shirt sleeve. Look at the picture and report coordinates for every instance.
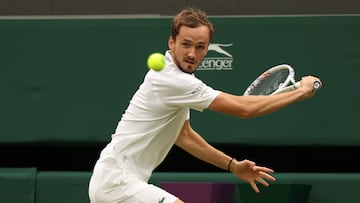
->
[191,85,202,95]
[159,197,165,203]
[190,84,208,98]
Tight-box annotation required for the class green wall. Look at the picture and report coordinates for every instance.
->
[2,169,360,203]
[1,15,359,145]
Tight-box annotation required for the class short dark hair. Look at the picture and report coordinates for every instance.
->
[171,7,214,41]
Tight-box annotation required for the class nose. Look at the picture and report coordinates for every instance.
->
[187,47,196,58]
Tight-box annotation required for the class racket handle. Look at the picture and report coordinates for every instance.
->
[276,82,299,93]
[276,80,322,94]
[295,81,322,92]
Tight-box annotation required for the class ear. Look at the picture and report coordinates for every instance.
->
[168,36,175,50]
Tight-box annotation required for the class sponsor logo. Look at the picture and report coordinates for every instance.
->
[159,197,165,203]
[198,43,234,71]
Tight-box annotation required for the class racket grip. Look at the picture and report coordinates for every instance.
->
[296,81,322,91]
[280,80,321,94]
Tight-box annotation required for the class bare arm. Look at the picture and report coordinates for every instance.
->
[175,120,276,193]
[175,120,231,171]
[208,76,320,118]
[174,76,320,192]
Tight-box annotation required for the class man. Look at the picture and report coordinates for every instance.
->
[89,7,321,203]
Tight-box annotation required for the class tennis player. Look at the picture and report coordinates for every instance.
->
[88,7,321,203]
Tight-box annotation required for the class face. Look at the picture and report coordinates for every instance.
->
[168,25,210,74]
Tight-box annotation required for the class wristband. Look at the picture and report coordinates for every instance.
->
[227,158,235,171]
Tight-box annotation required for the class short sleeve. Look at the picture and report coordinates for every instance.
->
[152,71,221,112]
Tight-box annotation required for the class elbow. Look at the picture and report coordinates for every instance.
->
[238,110,254,119]
[237,104,258,119]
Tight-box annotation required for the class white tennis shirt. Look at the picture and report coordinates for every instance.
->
[105,51,221,182]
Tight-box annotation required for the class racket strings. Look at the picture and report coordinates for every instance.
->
[249,69,290,95]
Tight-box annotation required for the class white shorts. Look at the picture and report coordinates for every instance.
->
[88,156,178,203]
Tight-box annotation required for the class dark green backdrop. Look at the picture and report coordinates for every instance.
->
[1,16,359,145]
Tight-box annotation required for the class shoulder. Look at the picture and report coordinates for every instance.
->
[150,64,204,92]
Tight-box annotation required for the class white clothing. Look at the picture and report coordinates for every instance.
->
[89,152,178,203]
[89,50,221,203]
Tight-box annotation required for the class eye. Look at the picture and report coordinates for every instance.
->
[196,45,206,50]
[181,42,191,48]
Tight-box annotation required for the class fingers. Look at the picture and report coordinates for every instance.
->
[301,76,322,92]
[239,160,277,193]
[250,177,272,193]
[250,174,276,193]
[309,76,322,92]
[252,166,276,193]
[249,181,260,193]
[259,171,276,182]
[255,172,276,187]
[299,76,322,98]
[253,165,274,173]
[244,161,277,182]
[256,177,269,187]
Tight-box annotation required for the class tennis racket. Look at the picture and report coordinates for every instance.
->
[243,64,321,96]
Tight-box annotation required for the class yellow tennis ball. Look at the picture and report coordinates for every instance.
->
[147,53,165,71]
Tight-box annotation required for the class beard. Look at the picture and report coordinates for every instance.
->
[174,56,198,74]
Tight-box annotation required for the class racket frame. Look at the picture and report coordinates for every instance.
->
[243,64,296,96]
